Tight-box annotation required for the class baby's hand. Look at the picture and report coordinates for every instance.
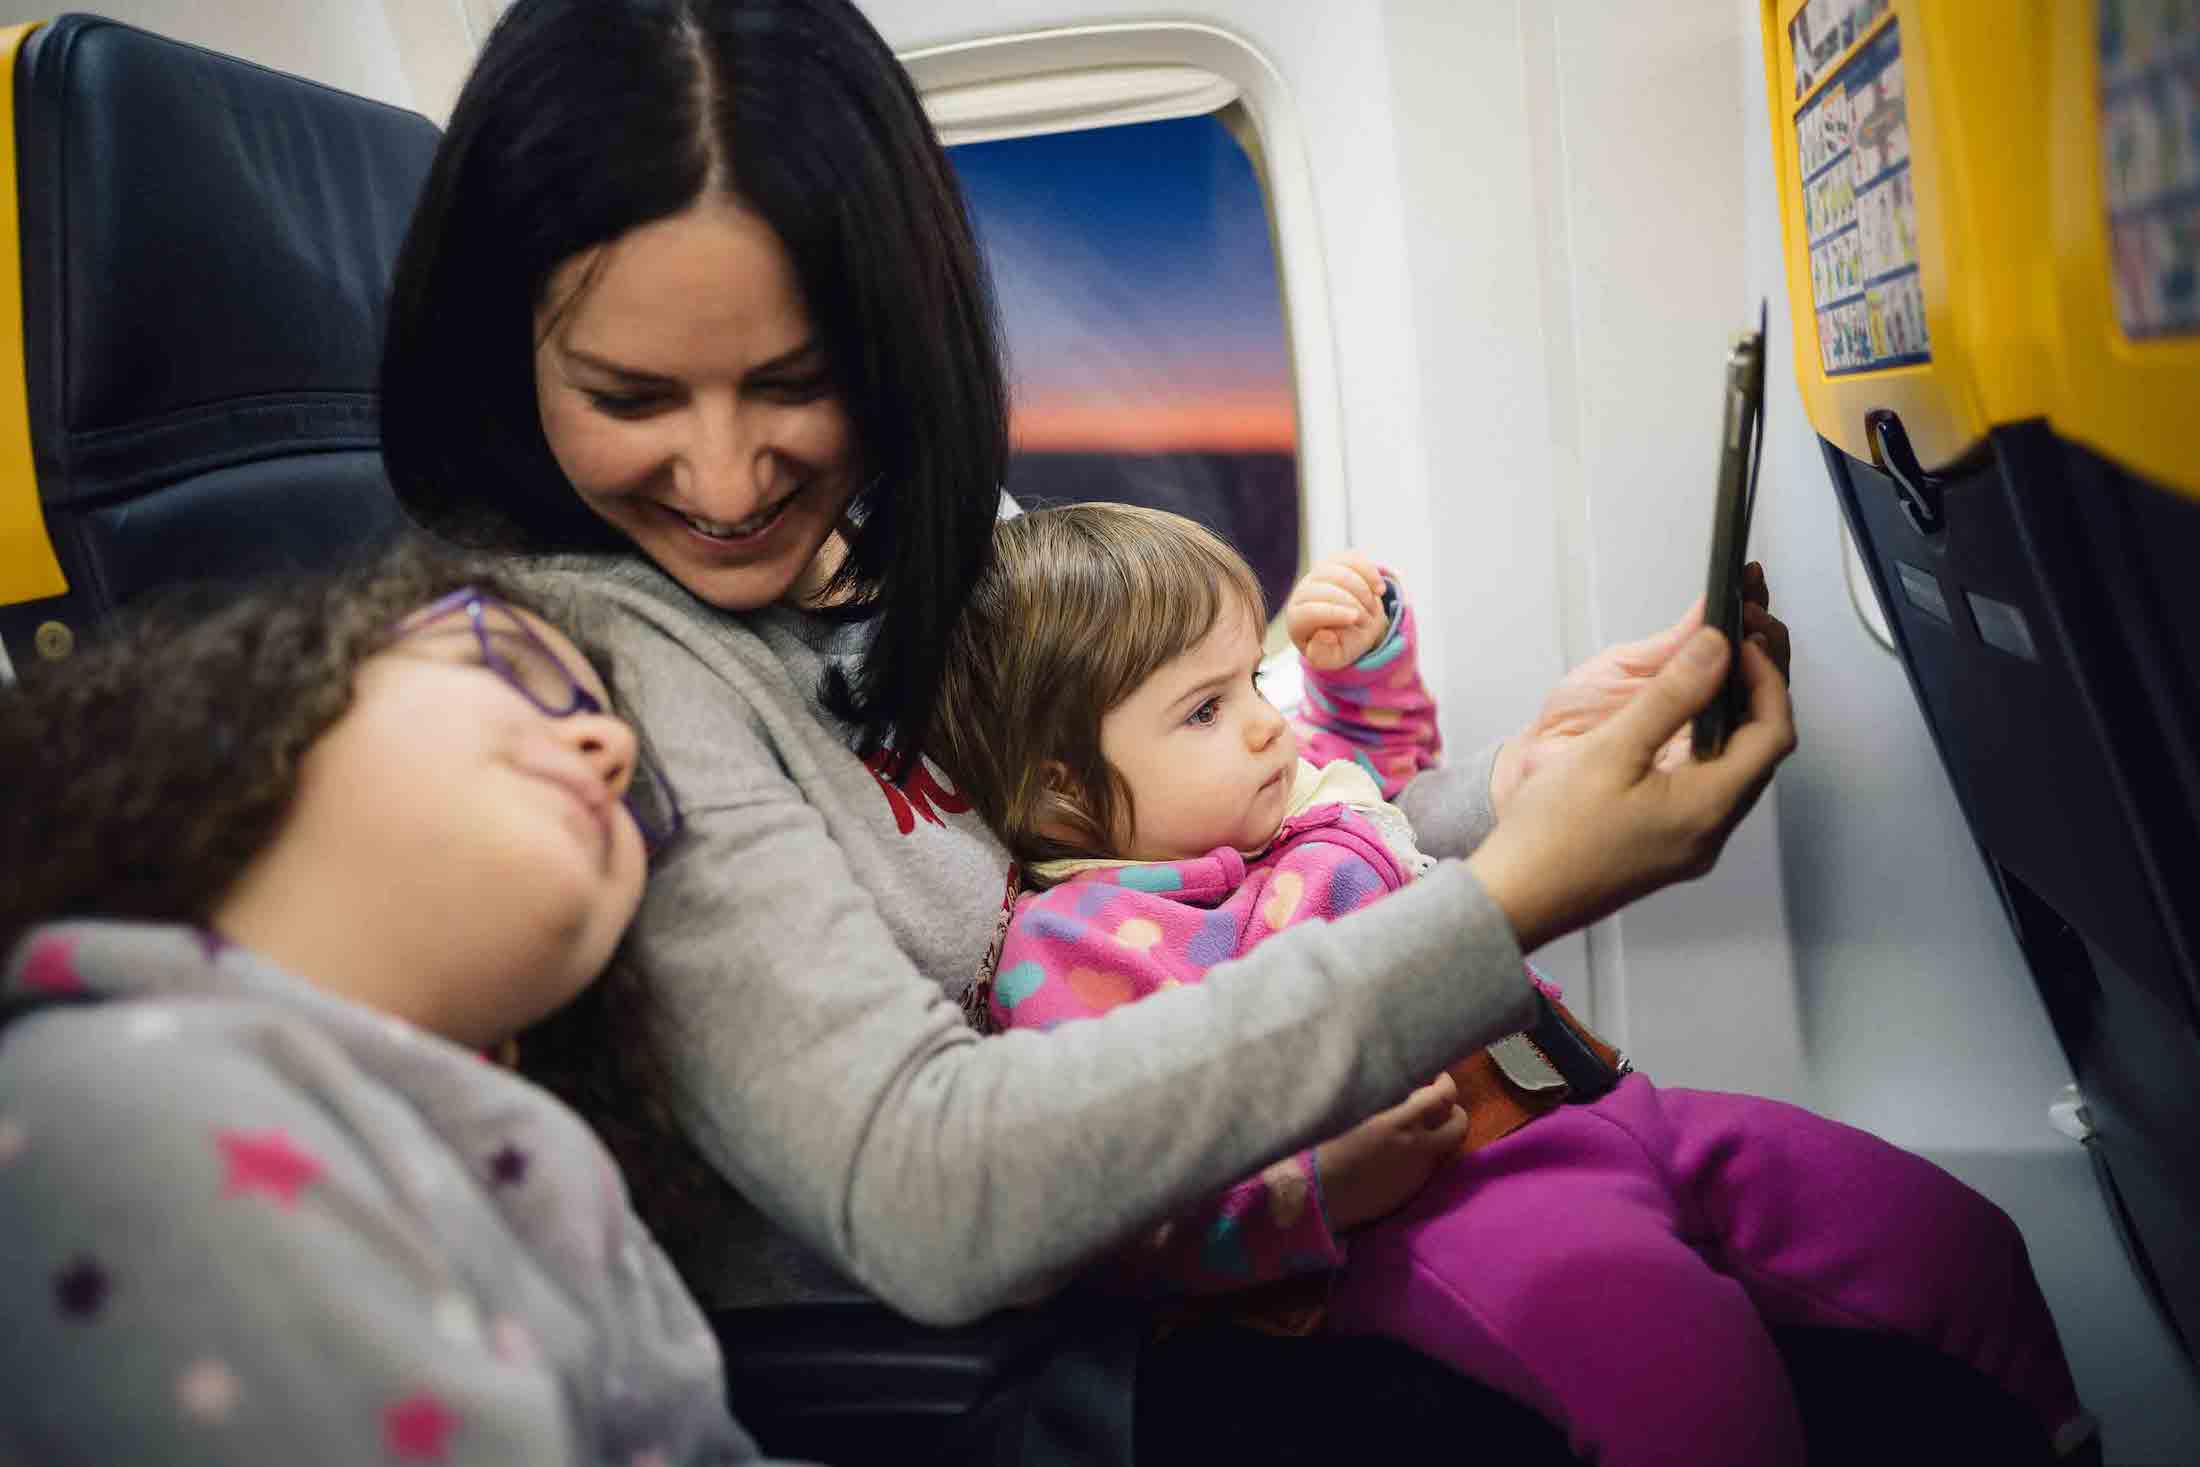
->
[1285,551,1391,671]
[1313,1074,1467,1231]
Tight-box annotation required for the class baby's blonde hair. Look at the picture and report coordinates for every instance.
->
[932,503,1266,864]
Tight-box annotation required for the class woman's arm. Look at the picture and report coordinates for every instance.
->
[1395,569,1793,860]
[575,572,1790,1327]
[635,769,1527,1325]
[989,886,1347,1297]
[1392,739,1505,860]
[576,583,1535,1327]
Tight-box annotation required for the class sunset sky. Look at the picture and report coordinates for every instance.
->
[949,115,1299,456]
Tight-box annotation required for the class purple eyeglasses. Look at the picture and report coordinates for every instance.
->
[394,588,683,852]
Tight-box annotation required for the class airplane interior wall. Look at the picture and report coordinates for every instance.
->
[1381,0,1812,1104]
[0,0,415,108]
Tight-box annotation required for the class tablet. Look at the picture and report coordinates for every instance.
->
[1692,302,1768,759]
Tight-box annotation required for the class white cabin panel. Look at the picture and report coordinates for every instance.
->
[0,0,416,109]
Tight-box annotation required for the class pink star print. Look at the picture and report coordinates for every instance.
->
[21,933,83,994]
[216,1128,323,1208]
[384,1391,460,1461]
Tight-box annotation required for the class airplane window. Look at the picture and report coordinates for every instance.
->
[949,111,1302,619]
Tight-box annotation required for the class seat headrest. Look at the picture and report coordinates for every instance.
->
[1,13,439,670]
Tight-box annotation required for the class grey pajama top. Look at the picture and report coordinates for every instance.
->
[0,920,776,1467]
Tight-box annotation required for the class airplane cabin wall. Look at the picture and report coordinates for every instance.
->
[0,0,415,108]
[1382,0,1810,1102]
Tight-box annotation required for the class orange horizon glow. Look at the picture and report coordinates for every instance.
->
[1011,390,1297,455]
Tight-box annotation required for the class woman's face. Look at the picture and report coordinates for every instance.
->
[533,196,860,611]
[216,601,647,1048]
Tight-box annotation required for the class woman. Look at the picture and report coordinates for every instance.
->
[378,1,1827,1459]
[0,546,785,1464]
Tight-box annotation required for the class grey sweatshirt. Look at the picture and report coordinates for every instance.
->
[526,553,1538,1327]
[0,921,763,1466]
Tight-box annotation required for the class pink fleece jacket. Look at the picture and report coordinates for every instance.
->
[991,592,1442,1294]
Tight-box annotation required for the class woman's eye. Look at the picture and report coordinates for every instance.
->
[584,389,671,418]
[754,374,833,405]
[1187,697,1221,727]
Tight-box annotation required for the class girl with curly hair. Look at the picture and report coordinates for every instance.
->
[0,544,792,1465]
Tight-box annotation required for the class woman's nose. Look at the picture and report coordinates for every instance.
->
[562,712,638,799]
[676,402,779,518]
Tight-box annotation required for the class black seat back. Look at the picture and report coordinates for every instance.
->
[0,12,438,672]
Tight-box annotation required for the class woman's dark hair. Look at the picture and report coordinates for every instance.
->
[0,541,549,953]
[381,0,1009,775]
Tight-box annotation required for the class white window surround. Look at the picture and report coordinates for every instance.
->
[923,64,1240,147]
[900,22,1347,566]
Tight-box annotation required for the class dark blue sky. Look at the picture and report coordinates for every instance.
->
[949,114,1296,451]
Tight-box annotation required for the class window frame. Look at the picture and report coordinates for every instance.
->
[901,22,1346,578]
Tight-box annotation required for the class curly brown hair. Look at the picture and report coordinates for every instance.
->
[0,538,560,952]
[0,539,741,1259]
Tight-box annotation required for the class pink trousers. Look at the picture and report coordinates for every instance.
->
[1324,1075,2084,1465]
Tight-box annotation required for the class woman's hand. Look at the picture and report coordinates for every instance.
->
[1284,551,1391,671]
[1469,626,1797,954]
[1313,1073,1468,1231]
[1490,564,1791,818]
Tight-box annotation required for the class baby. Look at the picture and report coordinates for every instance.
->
[932,502,2093,1467]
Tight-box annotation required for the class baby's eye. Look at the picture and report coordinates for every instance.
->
[1187,696,1222,727]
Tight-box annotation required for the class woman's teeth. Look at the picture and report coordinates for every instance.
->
[677,495,792,540]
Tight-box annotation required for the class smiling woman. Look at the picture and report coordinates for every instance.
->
[531,197,861,614]
[374,5,1806,1462]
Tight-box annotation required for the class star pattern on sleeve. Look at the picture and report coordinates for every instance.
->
[216,1127,324,1208]
[487,1142,530,1188]
[175,1358,242,1423]
[21,932,84,994]
[383,1391,460,1462]
[54,1254,110,1319]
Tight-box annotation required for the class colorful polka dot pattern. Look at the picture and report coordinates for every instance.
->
[995,808,1408,1294]
[990,587,1441,1297]
[1291,596,1441,802]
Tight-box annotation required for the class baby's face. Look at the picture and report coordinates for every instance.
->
[1097,602,1298,863]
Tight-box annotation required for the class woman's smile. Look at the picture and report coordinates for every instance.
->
[533,197,858,612]
[658,477,807,547]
